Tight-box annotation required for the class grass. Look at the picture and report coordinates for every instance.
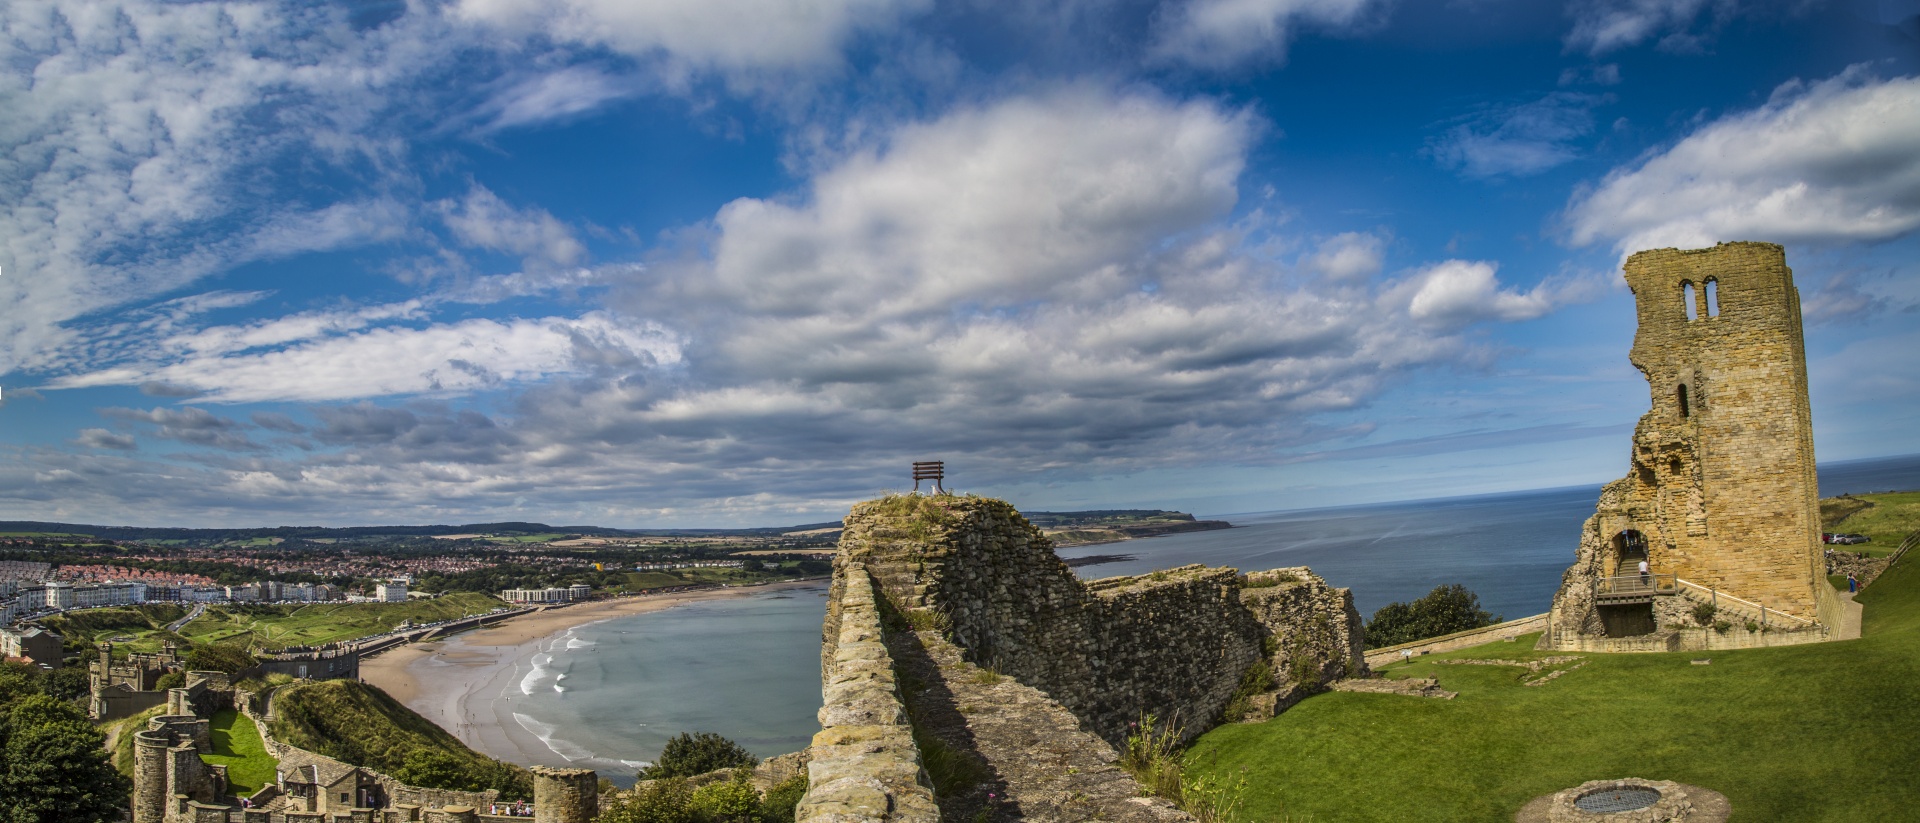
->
[626,571,689,589]
[271,679,531,799]
[1186,548,1920,822]
[48,594,503,653]
[202,709,277,795]
[1822,491,1920,557]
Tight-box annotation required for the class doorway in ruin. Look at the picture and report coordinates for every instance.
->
[1598,603,1656,637]
[1612,529,1648,576]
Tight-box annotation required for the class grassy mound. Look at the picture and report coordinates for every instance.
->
[1823,491,1920,556]
[204,709,277,795]
[1187,547,1920,822]
[181,592,505,650]
[269,679,531,799]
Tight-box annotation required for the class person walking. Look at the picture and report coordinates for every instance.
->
[1848,574,1858,593]
[1637,558,1650,587]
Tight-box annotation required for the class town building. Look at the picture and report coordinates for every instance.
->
[0,626,64,668]
[498,584,593,604]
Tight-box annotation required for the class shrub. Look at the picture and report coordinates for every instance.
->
[601,777,694,823]
[643,732,757,779]
[689,776,762,823]
[759,774,807,823]
[1713,620,1732,634]
[154,671,186,691]
[1692,603,1718,626]
[1364,584,1501,648]
[1745,621,1760,633]
[1222,661,1274,722]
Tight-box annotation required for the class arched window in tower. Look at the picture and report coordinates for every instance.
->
[1681,281,1697,321]
[1677,383,1690,418]
[1705,278,1719,317]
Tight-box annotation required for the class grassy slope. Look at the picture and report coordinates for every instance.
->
[204,709,277,795]
[1188,498,1920,823]
[173,592,502,650]
[1825,491,1920,557]
[268,679,529,798]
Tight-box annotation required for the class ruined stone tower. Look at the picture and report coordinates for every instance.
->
[1545,242,1841,651]
[530,767,597,823]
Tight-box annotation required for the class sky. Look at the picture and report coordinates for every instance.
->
[1,0,1917,528]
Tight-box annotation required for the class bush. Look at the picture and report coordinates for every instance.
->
[602,777,694,823]
[154,671,186,691]
[760,774,806,823]
[1713,620,1732,634]
[1364,584,1501,648]
[1692,603,1718,626]
[689,776,762,823]
[643,732,757,780]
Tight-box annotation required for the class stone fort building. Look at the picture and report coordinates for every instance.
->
[1545,242,1843,651]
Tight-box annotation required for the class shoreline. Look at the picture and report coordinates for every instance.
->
[359,579,830,771]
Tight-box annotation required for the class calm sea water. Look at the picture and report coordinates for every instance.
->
[498,586,830,785]
[491,453,1920,778]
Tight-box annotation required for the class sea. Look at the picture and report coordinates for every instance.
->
[482,453,1920,782]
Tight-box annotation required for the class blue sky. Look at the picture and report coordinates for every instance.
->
[1,0,1917,527]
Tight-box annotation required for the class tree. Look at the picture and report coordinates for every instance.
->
[0,694,131,823]
[759,774,807,823]
[642,733,757,780]
[394,749,469,791]
[1364,584,1500,649]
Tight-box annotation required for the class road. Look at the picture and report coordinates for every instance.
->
[165,602,206,634]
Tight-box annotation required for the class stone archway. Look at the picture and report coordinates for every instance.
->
[1611,529,1648,576]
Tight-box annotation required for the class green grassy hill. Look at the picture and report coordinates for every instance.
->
[1187,505,1920,822]
[269,679,531,799]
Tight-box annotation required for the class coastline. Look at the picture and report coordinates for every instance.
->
[359,579,829,771]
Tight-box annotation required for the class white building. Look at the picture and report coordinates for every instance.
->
[375,581,408,603]
[499,584,593,604]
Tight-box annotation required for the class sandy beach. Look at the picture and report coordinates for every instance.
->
[359,580,828,771]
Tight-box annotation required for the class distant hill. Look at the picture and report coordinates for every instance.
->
[0,519,848,544]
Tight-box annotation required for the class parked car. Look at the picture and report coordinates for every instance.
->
[1839,534,1871,545]
[1823,533,1839,544]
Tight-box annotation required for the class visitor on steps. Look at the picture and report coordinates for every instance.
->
[1637,558,1650,587]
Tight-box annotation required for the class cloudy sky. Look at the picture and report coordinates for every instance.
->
[1,0,1916,527]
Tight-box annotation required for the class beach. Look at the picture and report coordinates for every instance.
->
[360,580,830,776]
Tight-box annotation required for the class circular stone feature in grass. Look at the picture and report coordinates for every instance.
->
[1573,786,1661,813]
[1514,777,1731,822]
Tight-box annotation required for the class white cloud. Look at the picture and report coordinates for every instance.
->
[1301,232,1385,281]
[50,312,681,403]
[481,67,641,131]
[453,0,931,81]
[1150,0,1386,70]
[0,0,461,378]
[75,429,137,451]
[690,88,1256,321]
[437,186,588,269]
[1391,260,1556,327]
[1427,93,1608,180]
[1565,69,1920,254]
[1564,0,1722,55]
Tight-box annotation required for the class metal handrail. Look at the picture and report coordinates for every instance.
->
[1673,578,1815,626]
[1593,573,1678,597]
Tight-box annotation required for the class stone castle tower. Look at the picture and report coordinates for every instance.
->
[1545,242,1842,650]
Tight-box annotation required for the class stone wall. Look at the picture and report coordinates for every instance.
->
[1362,613,1549,670]
[796,563,938,823]
[1546,242,1842,649]
[835,496,1363,746]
